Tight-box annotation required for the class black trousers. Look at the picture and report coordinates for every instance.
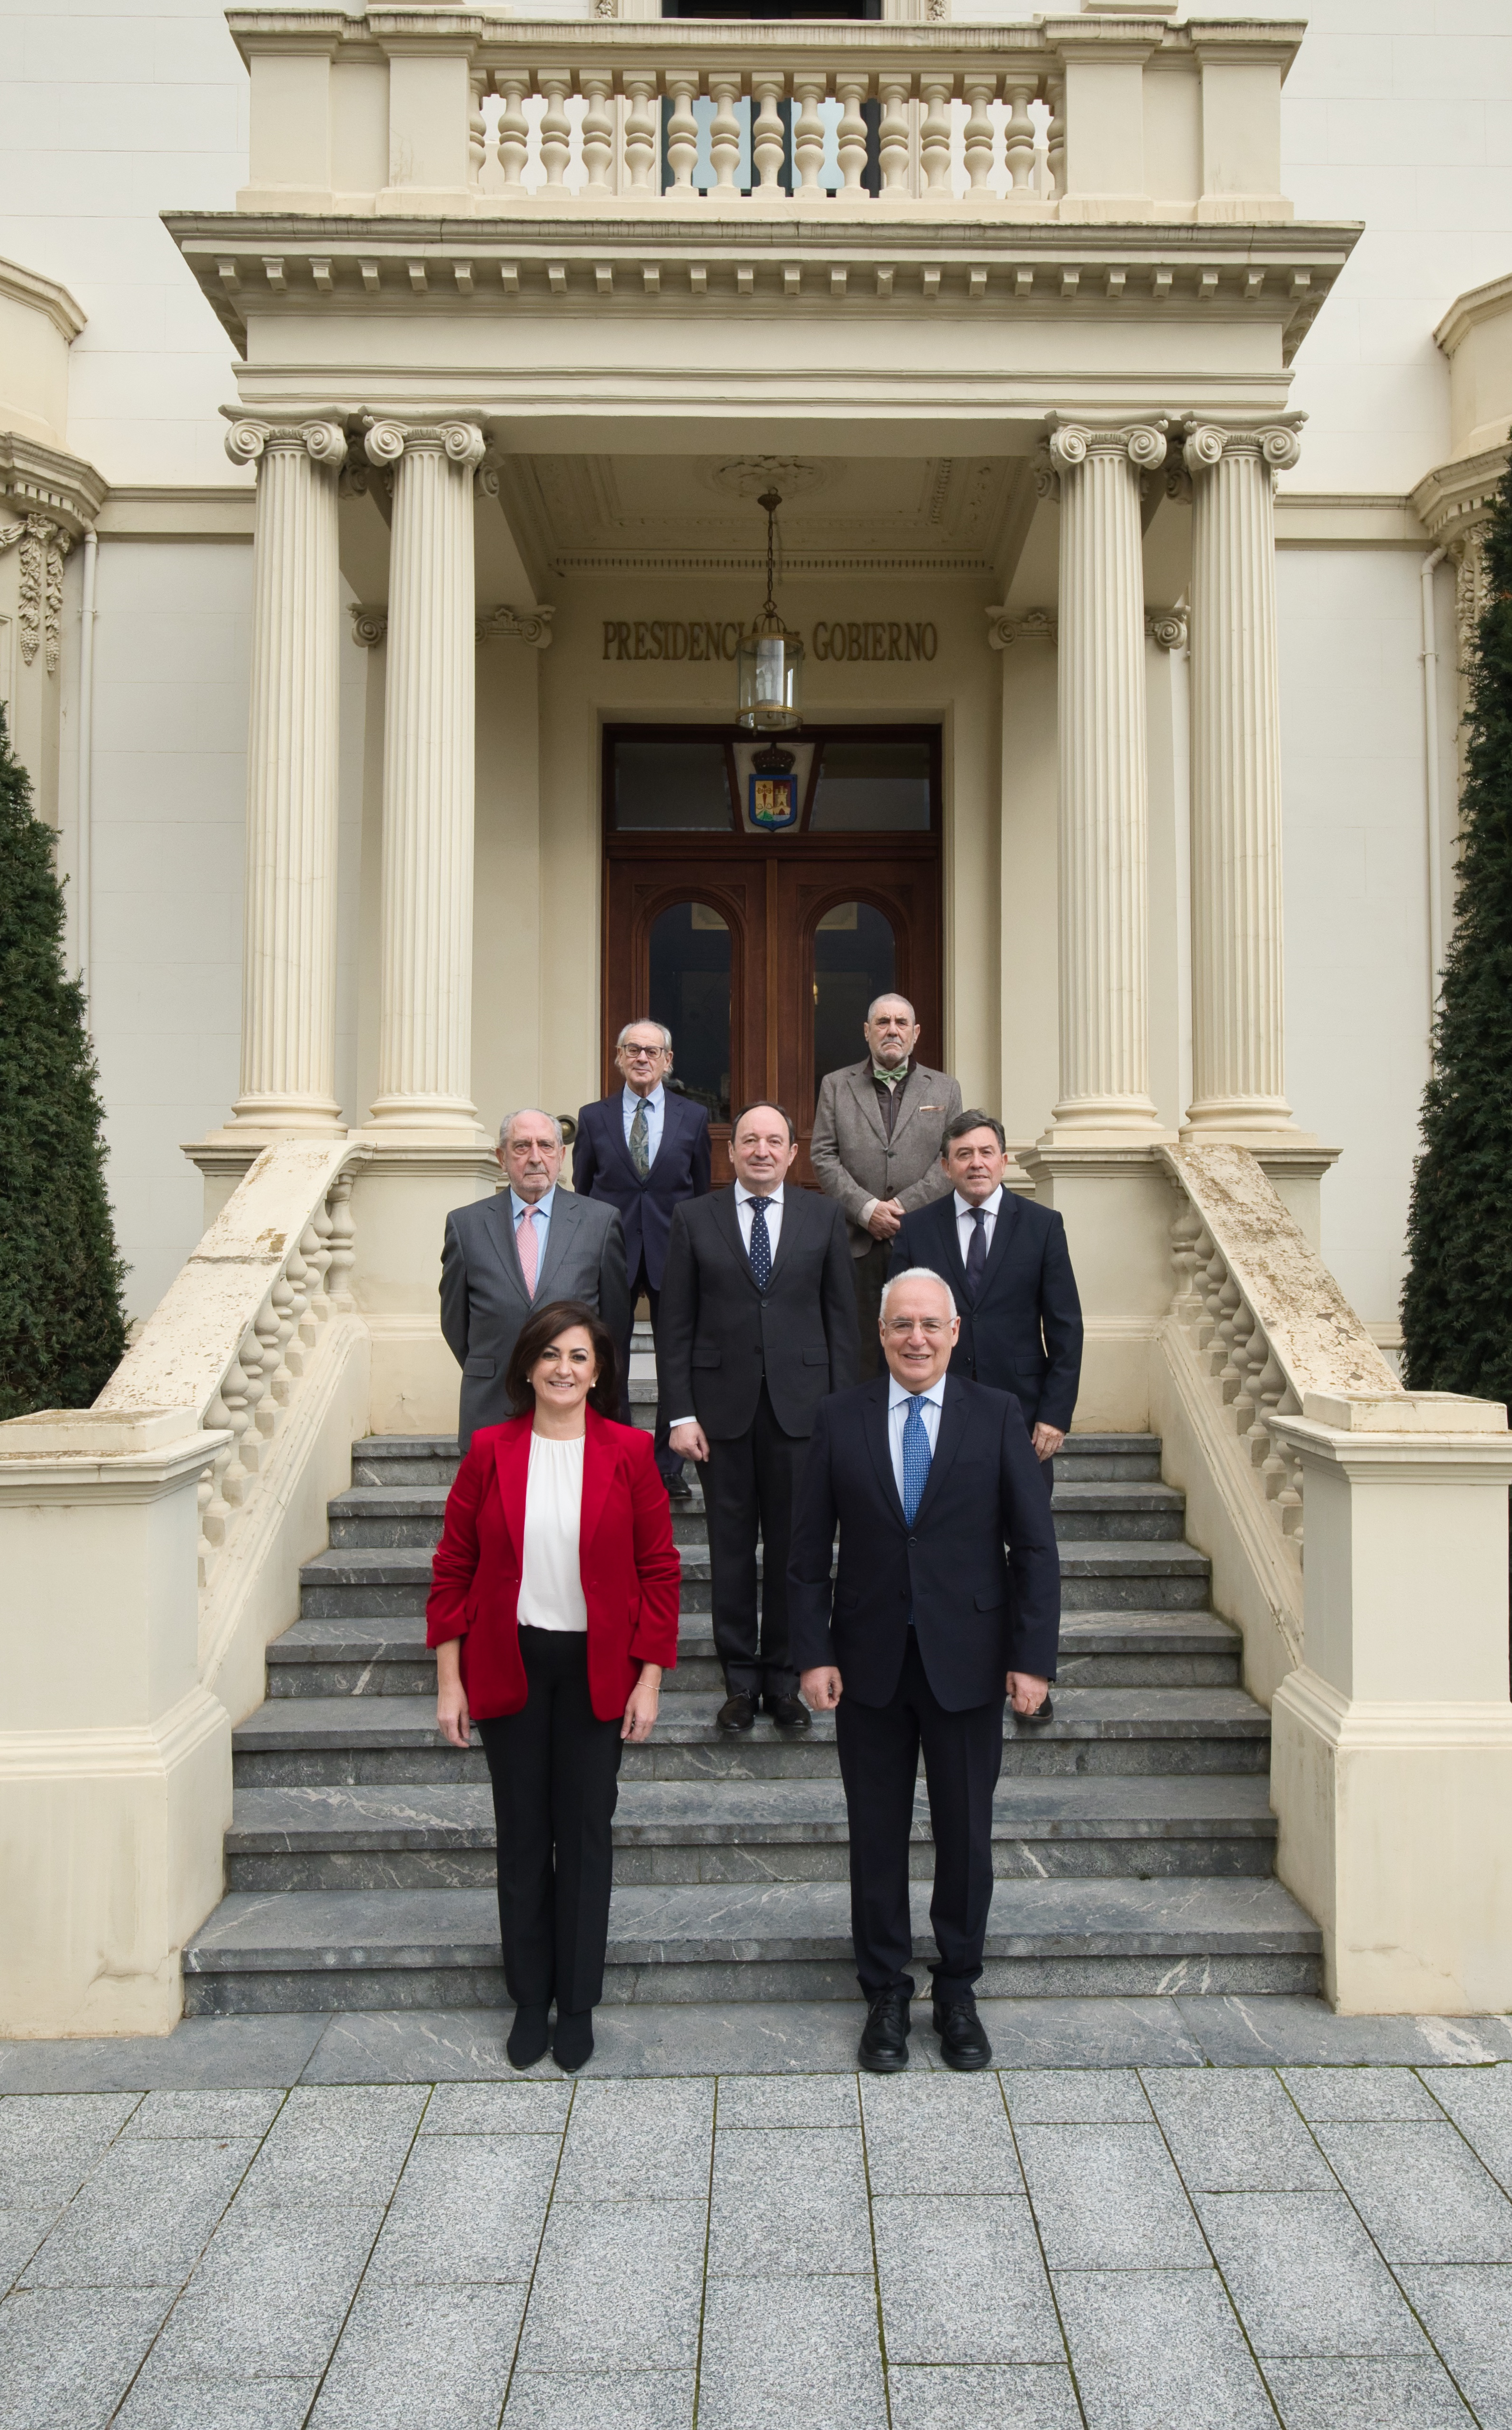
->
[835,1634,1004,2004]
[631,1266,682,1489]
[851,1239,889,1382]
[704,1380,805,1698]
[476,1627,623,2013]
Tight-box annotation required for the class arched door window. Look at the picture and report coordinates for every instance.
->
[649,902,732,1122]
[812,901,897,1096]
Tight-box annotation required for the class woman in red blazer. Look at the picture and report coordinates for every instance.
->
[428,1296,680,2073]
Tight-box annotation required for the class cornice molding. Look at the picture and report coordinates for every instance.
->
[1409,443,1512,546]
[0,253,87,345]
[0,430,107,537]
[1433,271,1512,361]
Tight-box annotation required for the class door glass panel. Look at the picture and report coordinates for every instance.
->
[809,739,932,831]
[813,902,897,1092]
[613,739,734,831]
[650,902,732,1121]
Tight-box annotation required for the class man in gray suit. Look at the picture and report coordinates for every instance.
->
[441,1108,632,1451]
[810,994,963,1379]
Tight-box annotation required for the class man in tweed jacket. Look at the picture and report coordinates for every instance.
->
[810,993,962,1378]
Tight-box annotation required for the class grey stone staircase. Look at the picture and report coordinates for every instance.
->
[183,1341,1321,2014]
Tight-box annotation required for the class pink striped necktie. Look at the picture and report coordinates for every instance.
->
[516,1207,540,1298]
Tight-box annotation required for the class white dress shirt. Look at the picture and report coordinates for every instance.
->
[622,1081,665,1166]
[516,1431,589,1632]
[669,1182,786,1432]
[887,1373,946,1507]
[510,1184,556,1272]
[954,1184,1003,1268]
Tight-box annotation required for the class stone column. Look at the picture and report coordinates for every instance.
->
[362,417,488,1138]
[1043,417,1170,1140]
[1183,419,1304,1141]
[223,417,346,1134]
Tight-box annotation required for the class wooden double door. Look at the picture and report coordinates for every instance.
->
[603,837,943,1184]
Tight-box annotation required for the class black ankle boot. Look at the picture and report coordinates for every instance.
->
[507,2004,551,2070]
[553,2007,595,2072]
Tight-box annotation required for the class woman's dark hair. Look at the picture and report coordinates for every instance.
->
[505,1298,621,1421]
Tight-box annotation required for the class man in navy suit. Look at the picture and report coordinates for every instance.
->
[790,1267,1061,2074]
[889,1111,1083,1479]
[574,1019,712,1498]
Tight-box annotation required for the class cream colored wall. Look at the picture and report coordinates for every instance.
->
[525,576,1005,1134]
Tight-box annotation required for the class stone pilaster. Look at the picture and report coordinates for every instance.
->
[1183,418,1305,1142]
[361,417,489,1140]
[222,417,346,1135]
[1041,417,1170,1142]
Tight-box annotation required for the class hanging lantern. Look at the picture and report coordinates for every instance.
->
[736,488,804,733]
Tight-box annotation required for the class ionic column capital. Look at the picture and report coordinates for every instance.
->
[1182,418,1305,480]
[225,417,347,470]
[1046,418,1170,478]
[362,417,487,473]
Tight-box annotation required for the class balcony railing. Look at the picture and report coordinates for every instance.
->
[229,11,1303,227]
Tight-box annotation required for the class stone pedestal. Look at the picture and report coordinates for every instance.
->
[1183,419,1310,1146]
[1041,418,1173,1147]
[360,417,491,1146]
[217,417,347,1139]
[1270,1393,1512,2013]
[1020,1142,1175,1430]
[0,1409,232,2036]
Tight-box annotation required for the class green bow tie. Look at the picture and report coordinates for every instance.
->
[872,1066,906,1088]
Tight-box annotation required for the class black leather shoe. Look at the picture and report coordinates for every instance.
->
[506,2003,551,2070]
[666,1472,692,1502]
[717,1693,757,1733]
[1014,1693,1055,1729]
[553,2007,594,2072]
[763,1693,811,1730]
[933,1996,992,2071]
[859,1989,913,2073]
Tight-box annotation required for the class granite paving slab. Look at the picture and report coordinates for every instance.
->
[1259,2355,1475,2429]
[1002,2069,1155,2125]
[0,2092,142,2211]
[117,2368,324,2430]
[1397,2265,1512,2430]
[872,2194,1063,2364]
[1015,2122,1208,2268]
[708,2125,871,2274]
[1196,2189,1432,2356]
[887,2365,1084,2430]
[1420,2066,1512,2190]
[0,2283,175,2430]
[696,2273,888,2430]
[362,2132,559,2283]
[306,2281,525,2430]
[1282,2064,1445,2123]
[1314,2123,1512,2265]
[1141,2067,1337,2190]
[18,2132,259,2290]
[125,2200,389,2381]
[501,2370,697,2429]
[513,2198,707,2373]
[1053,2266,1278,2430]
[860,2071,1024,2194]
[1178,1997,1512,2069]
[232,2083,427,2209]
[553,2077,714,2203]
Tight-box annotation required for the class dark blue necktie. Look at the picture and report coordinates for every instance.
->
[902,1394,932,1527]
[747,1196,772,1291]
[965,1205,988,1303]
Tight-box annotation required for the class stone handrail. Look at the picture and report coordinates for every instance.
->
[96,1140,368,1591]
[1161,1142,1401,1563]
[228,10,1303,226]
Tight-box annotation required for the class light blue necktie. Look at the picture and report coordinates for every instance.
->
[902,1395,932,1527]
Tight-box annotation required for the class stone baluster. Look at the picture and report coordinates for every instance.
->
[708,74,742,192]
[751,75,786,197]
[1045,78,1066,197]
[222,417,346,1137]
[623,75,658,196]
[1004,81,1036,191]
[1169,1200,1204,1316]
[325,1174,357,1313]
[538,74,572,192]
[222,1333,263,1501]
[1211,1273,1241,1382]
[792,74,827,200]
[281,1239,312,1377]
[962,74,997,200]
[468,74,486,185]
[201,1388,236,1552]
[361,419,488,1138]
[1196,1247,1225,1353]
[496,75,530,196]
[266,1274,297,1408]
[919,76,953,197]
[835,76,870,198]
[307,1198,336,1320]
[579,74,614,196]
[665,76,701,197]
[1227,1303,1258,1427]
[252,1296,283,1438]
[1043,420,1169,1139]
[1183,420,1304,1141]
[878,74,911,198]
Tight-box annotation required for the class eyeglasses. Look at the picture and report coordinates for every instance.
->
[620,1044,667,1060]
[883,1318,949,1337]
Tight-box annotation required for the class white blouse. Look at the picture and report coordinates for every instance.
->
[516,1432,589,1633]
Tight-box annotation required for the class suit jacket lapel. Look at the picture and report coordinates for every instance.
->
[910,1375,969,1531]
[492,1418,531,1568]
[926,1193,970,1300]
[599,1097,644,1192]
[862,1379,907,1526]
[579,1408,615,1553]
[710,1188,760,1294]
[482,1192,530,1303]
[885,1064,935,1147]
[534,1190,580,1301]
[978,1187,1022,1296]
[845,1063,889,1148]
[764,1181,805,1287]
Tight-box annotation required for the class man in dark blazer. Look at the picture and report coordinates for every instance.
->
[659,1101,860,1733]
[889,1110,1083,1476]
[573,1018,712,1498]
[790,1266,1061,2074]
[441,1108,632,1453]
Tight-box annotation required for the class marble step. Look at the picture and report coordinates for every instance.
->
[264,1608,1244,1700]
[231,1686,1270,1787]
[226,1773,1280,1891]
[181,1873,1321,2016]
[346,1432,1169,1491]
[321,1476,1188,1552]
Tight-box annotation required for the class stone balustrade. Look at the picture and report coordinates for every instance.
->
[96,1140,367,1596]
[229,10,1302,226]
[1162,1141,1400,1576]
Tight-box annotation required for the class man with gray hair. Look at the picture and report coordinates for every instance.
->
[810,992,962,1381]
[440,1107,631,1452]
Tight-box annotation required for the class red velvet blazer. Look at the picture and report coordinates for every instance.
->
[425,1408,681,1722]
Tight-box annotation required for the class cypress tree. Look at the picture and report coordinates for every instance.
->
[1402,456,1512,1414]
[0,703,127,1417]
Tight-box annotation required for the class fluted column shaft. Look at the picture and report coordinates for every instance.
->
[1047,419,1167,1136]
[226,417,345,1131]
[364,417,486,1134]
[1184,420,1301,1136]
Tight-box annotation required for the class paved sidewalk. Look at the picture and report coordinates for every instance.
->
[4,1999,1512,2428]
